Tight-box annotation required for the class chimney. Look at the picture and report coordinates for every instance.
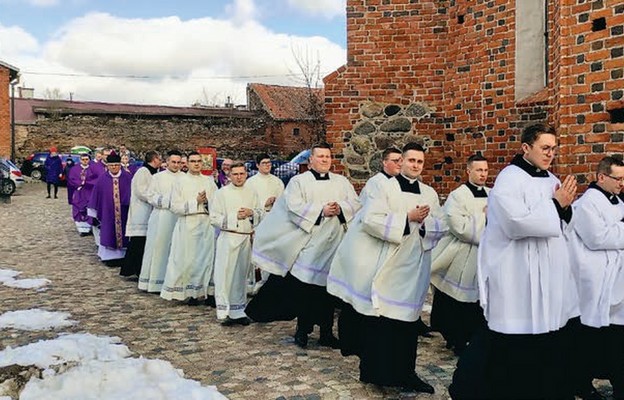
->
[18,87,34,99]
[225,96,234,109]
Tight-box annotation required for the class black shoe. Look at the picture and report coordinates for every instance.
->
[221,317,237,326]
[318,334,341,349]
[402,374,434,394]
[204,296,216,308]
[46,195,51,198]
[54,195,58,199]
[235,317,251,326]
[294,331,308,348]
[186,298,200,306]
[125,276,139,282]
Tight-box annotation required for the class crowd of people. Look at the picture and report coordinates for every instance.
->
[53,122,623,399]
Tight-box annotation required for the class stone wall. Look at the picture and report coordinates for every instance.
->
[325,0,624,196]
[15,112,292,161]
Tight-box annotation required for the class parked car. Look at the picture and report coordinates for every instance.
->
[21,152,79,184]
[20,151,49,180]
[0,158,24,195]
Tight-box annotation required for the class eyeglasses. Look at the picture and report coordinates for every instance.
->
[386,158,402,164]
[605,174,624,183]
[259,161,272,165]
[530,145,558,155]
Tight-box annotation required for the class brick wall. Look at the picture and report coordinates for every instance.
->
[325,0,624,196]
[0,68,10,157]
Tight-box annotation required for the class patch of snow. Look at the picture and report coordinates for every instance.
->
[0,333,131,369]
[0,269,20,283]
[3,278,51,290]
[20,358,227,400]
[0,309,76,331]
[0,268,50,290]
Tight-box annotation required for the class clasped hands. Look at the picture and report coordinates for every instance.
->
[322,201,341,217]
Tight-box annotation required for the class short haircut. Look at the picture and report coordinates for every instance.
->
[230,161,246,170]
[80,153,90,159]
[597,156,624,175]
[521,123,555,145]
[311,142,332,155]
[144,151,160,164]
[187,151,201,159]
[256,153,271,164]
[467,154,488,167]
[382,147,402,160]
[167,150,183,158]
[402,142,425,154]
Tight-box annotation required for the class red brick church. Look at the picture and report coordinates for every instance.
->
[324,0,624,195]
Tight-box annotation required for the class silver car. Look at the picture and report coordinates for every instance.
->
[0,158,25,195]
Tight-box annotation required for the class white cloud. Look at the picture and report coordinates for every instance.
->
[225,0,259,25]
[1,6,345,106]
[0,24,39,57]
[286,0,345,19]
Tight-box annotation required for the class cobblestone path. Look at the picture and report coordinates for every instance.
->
[0,184,459,399]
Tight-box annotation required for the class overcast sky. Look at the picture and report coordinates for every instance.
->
[0,0,346,106]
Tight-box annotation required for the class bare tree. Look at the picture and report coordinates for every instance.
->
[289,44,326,143]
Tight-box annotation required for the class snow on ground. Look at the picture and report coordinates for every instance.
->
[0,269,20,283]
[0,333,131,369]
[0,309,76,331]
[0,333,227,399]
[0,268,50,290]
[20,357,227,400]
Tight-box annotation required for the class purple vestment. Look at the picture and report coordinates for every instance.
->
[88,170,132,249]
[44,155,63,184]
[68,165,98,224]
[89,161,106,180]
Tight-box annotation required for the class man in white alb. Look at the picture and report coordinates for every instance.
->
[138,150,182,293]
[430,154,489,355]
[450,123,579,400]
[120,150,161,279]
[566,156,624,400]
[210,162,262,326]
[161,152,219,304]
[252,143,360,348]
[246,153,285,291]
[327,142,446,393]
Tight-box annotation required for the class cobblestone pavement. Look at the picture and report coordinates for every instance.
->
[1,183,573,399]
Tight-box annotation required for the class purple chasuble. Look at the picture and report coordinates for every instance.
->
[69,165,98,224]
[89,161,106,180]
[88,170,132,249]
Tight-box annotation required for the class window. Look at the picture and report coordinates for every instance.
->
[293,127,300,136]
[515,0,547,101]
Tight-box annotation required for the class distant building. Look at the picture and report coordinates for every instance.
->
[0,60,20,158]
[247,83,323,158]
[8,84,324,161]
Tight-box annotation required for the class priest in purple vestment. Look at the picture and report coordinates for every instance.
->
[87,152,132,267]
[68,154,98,235]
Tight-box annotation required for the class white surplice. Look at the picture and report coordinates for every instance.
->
[210,183,262,320]
[566,185,624,327]
[246,172,285,211]
[138,169,180,292]
[252,170,360,286]
[125,166,154,237]
[327,176,446,322]
[477,162,580,335]
[430,183,489,302]
[160,173,218,301]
